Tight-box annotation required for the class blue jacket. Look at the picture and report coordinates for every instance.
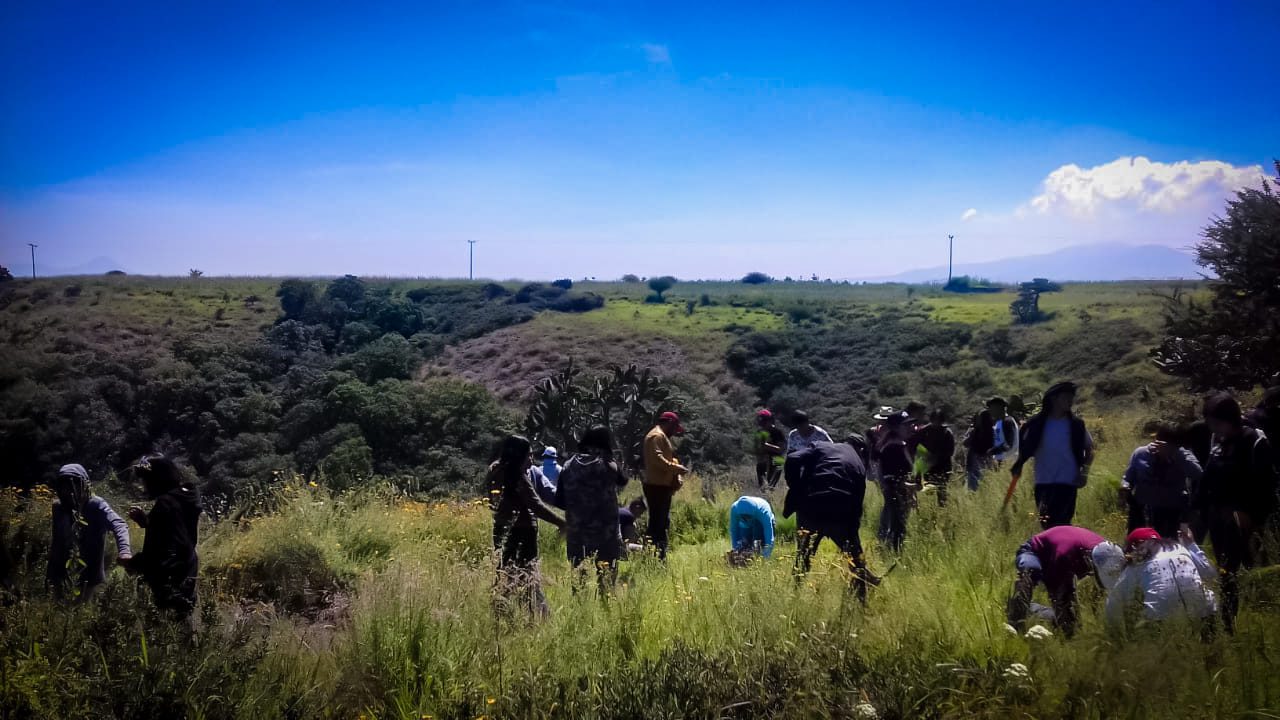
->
[729,496,775,558]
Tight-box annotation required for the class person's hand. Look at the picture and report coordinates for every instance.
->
[127,506,148,527]
[1118,487,1132,506]
[1178,524,1194,546]
[675,465,690,475]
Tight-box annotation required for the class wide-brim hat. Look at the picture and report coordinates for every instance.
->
[1042,382,1079,404]
[872,406,896,421]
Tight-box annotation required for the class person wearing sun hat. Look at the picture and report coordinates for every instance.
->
[642,411,690,560]
[1103,526,1218,629]
[1010,382,1095,529]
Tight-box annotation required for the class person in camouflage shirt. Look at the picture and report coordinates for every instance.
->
[556,425,629,593]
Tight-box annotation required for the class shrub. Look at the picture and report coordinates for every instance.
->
[621,274,641,283]
[742,272,773,285]
[551,278,574,290]
[62,284,81,298]
[212,523,346,614]
[647,276,677,301]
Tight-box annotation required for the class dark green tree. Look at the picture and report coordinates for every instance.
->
[1152,160,1280,389]
[646,276,677,302]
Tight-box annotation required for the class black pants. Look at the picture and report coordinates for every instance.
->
[926,471,951,507]
[1206,507,1262,633]
[1034,484,1078,529]
[794,512,871,601]
[756,461,782,490]
[642,484,676,560]
[568,537,621,595]
[1126,501,1183,538]
[495,525,539,567]
[877,477,913,552]
[1006,567,1080,637]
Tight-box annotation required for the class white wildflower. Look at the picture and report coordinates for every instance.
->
[1024,624,1054,640]
[1003,623,1019,636]
[1003,662,1030,680]
[853,702,879,720]
[697,576,710,582]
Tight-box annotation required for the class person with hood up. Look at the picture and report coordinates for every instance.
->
[1010,382,1095,529]
[1006,524,1114,637]
[47,463,132,601]
[728,495,776,561]
[1102,526,1218,631]
[784,439,880,602]
[1198,393,1276,632]
[124,455,201,619]
[556,426,628,592]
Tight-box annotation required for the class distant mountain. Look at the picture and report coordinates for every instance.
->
[41,256,127,276]
[882,244,1204,284]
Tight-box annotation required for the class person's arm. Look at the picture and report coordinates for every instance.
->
[610,461,628,488]
[1185,543,1218,583]
[515,470,564,528]
[760,506,775,558]
[1119,449,1140,504]
[729,506,744,550]
[816,428,832,443]
[646,433,687,473]
[95,498,133,560]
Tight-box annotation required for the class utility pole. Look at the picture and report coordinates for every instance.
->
[467,240,476,280]
[947,235,954,284]
[27,243,38,279]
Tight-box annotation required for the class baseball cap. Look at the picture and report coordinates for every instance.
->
[1125,527,1161,551]
[541,446,558,459]
[757,409,773,419]
[660,411,685,434]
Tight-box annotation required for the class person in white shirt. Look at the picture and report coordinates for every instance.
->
[786,411,832,454]
[989,397,1020,464]
[1102,526,1218,629]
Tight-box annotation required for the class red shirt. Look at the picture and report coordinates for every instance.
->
[1028,526,1105,593]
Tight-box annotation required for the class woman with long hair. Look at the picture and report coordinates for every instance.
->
[486,435,564,616]
[124,455,202,619]
[555,425,628,593]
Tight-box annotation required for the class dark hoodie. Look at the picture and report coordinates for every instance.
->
[132,486,201,614]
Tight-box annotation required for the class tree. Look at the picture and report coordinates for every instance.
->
[741,272,773,285]
[1153,161,1280,389]
[189,269,204,278]
[621,274,641,283]
[0,265,12,282]
[276,279,318,320]
[647,276,677,302]
[551,278,573,290]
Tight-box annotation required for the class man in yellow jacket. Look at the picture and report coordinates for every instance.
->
[643,411,689,560]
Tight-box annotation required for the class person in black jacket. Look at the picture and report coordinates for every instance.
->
[1010,382,1094,529]
[123,455,201,619]
[1200,393,1277,632]
[784,440,880,601]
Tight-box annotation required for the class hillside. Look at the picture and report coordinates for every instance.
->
[3,275,1277,720]
[886,244,1203,284]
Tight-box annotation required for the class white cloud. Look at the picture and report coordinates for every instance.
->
[640,43,670,64]
[1025,156,1263,217]
[960,208,978,221]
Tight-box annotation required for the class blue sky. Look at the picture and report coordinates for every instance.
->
[1,1,1276,279]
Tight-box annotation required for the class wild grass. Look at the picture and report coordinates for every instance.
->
[3,409,1278,719]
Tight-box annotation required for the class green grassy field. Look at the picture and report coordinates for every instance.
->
[3,275,1274,720]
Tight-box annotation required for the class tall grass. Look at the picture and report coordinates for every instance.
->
[2,413,1278,718]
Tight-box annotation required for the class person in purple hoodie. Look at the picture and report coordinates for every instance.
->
[47,463,132,601]
[1006,524,1112,637]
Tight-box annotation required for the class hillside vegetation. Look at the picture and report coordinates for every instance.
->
[3,274,1278,719]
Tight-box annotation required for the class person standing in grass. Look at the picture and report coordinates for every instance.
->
[916,409,957,506]
[487,435,565,616]
[786,411,832,454]
[753,409,787,490]
[1006,524,1115,638]
[1198,393,1276,632]
[989,397,1020,465]
[784,440,879,601]
[1119,423,1201,537]
[1102,527,1218,632]
[540,446,562,484]
[642,412,689,561]
[556,426,628,592]
[47,463,132,602]
[123,455,201,620]
[728,495,775,561]
[1010,382,1094,529]
[875,412,918,552]
[963,408,996,491]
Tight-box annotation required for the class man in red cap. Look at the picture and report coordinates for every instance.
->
[753,409,786,490]
[642,411,689,560]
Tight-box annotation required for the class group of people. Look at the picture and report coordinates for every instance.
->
[37,379,1277,639]
[43,455,202,621]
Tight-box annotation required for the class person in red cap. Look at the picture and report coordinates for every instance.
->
[753,409,786,490]
[642,411,689,560]
[1103,526,1218,631]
